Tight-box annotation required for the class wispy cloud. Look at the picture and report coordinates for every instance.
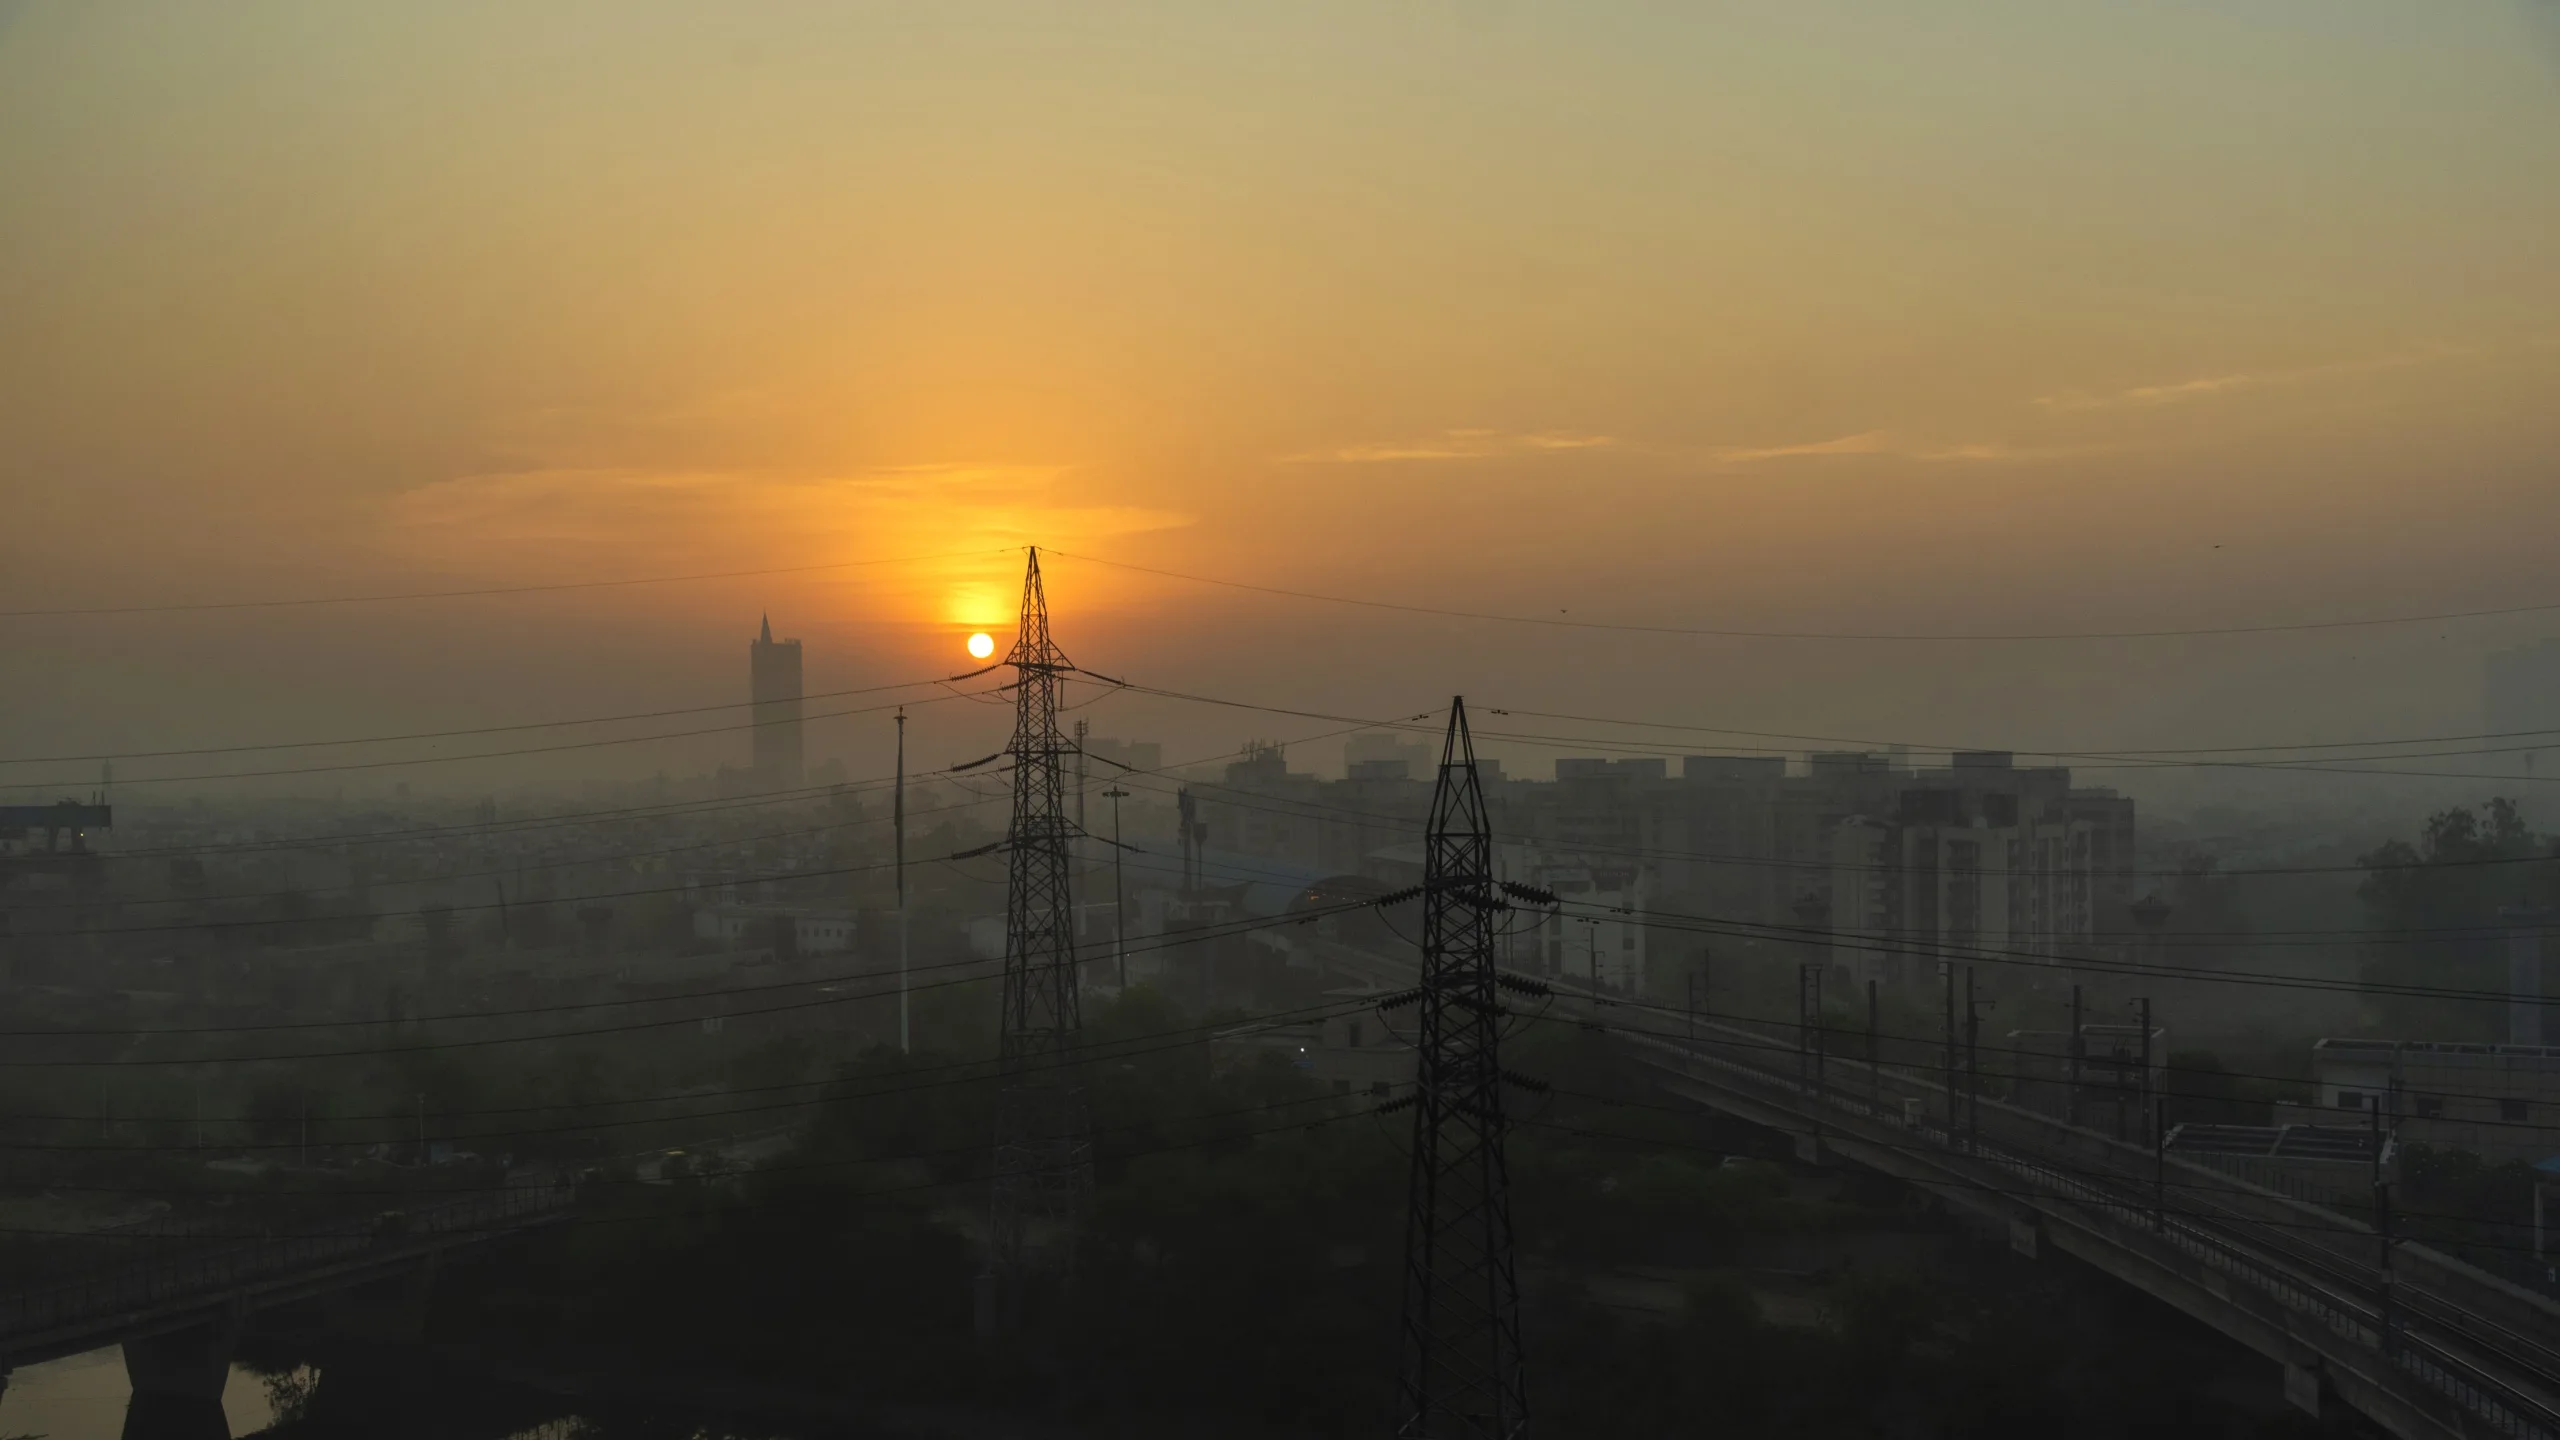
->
[393,465,1190,554]
[1280,429,1617,464]
[2034,345,2467,414]
[1712,432,2047,465]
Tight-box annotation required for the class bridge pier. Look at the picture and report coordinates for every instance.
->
[121,1315,237,1440]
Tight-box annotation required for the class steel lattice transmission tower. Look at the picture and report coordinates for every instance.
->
[1394,697,1529,1438]
[979,546,1094,1333]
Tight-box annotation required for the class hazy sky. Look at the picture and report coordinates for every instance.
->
[5,2,2559,806]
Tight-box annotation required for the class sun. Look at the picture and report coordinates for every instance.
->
[966,631,996,660]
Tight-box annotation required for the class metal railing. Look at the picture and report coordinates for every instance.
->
[1562,985,2560,1440]
[0,1171,578,1347]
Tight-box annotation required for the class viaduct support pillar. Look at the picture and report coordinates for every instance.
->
[121,1317,236,1440]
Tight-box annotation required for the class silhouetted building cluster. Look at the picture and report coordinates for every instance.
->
[1184,740,2137,998]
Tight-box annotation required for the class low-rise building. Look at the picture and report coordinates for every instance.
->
[692,905,858,955]
[2304,1038,2560,1165]
[1212,987,1415,1097]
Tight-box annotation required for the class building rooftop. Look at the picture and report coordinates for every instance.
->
[2168,1123,2384,1164]
[2315,1037,2560,1063]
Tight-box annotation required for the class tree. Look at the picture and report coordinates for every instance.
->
[2357,801,2560,1038]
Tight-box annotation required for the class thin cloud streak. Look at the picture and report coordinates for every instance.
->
[1711,432,2060,465]
[1279,429,1617,464]
[2034,345,2470,414]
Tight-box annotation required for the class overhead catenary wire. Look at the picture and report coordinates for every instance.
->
[1581,896,2560,1008]
[1522,999,2560,1135]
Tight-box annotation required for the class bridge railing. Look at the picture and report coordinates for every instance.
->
[1552,983,2560,1439]
[0,1170,579,1346]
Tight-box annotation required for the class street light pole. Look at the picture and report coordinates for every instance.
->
[1103,785,1130,991]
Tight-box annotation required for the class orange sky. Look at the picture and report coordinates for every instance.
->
[4,3,2560,804]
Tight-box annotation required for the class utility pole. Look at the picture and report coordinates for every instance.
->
[1588,918,1602,1003]
[1942,964,1957,1140]
[1867,978,1880,1117]
[1799,964,1825,1102]
[896,706,910,1056]
[2153,1096,2168,1231]
[2068,983,2084,1127]
[1964,967,1980,1148]
[979,548,1092,1335]
[1103,785,1130,991]
[1394,698,1529,1439]
[1177,787,1199,893]
[2372,1079,2394,1349]
[416,1092,427,1165]
[2138,996,2154,1148]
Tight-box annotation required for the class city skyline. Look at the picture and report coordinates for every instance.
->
[6,3,2560,791]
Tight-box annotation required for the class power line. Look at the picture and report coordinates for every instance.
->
[1528,999,2560,1131]
[0,1100,1379,1242]
[0,546,1020,620]
[1492,707,2560,761]
[1048,549,2560,644]
[0,995,1386,1153]
[11,712,1432,930]
[1473,710,2560,784]
[1104,766,2560,915]
[4,776,1005,917]
[52,690,1429,865]
[0,991,1385,1132]
[1457,717,2560,788]
[0,677,973,768]
[0,689,1001,793]
[0,899,1378,1067]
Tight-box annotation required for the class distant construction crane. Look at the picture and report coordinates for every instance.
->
[1393,698,1531,1437]
[977,548,1094,1334]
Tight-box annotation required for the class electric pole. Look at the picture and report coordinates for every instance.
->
[1103,784,1129,991]
[896,705,910,1055]
[1393,698,1529,1439]
[1942,964,1956,1139]
[978,548,1093,1335]
[2377,1077,2397,1350]
[1965,967,1981,1148]
[1867,978,1880,1117]
[2137,995,2153,1149]
[2068,983,2083,1127]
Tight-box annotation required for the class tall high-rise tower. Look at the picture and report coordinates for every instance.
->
[749,614,805,791]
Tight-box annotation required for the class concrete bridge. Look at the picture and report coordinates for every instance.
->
[0,1172,578,1437]
[1560,985,2560,1440]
